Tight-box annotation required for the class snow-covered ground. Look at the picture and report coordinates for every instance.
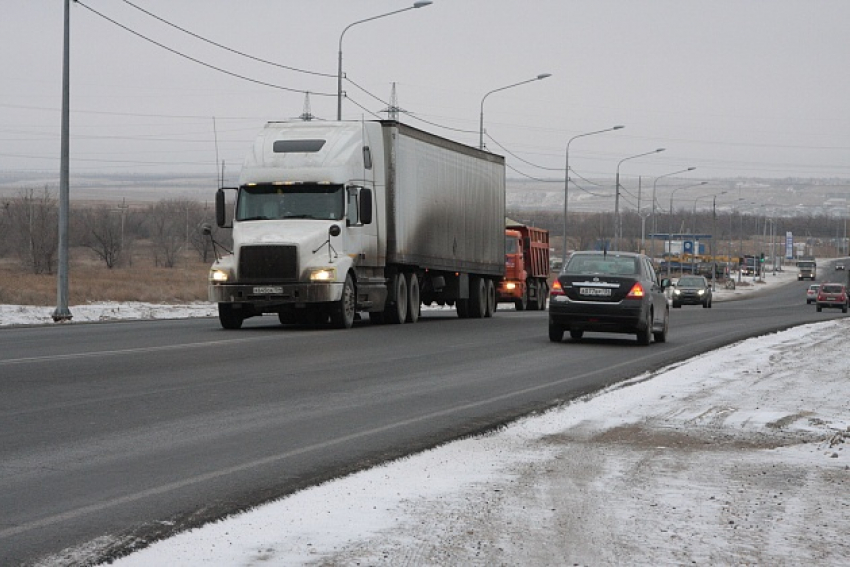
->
[11,269,850,565]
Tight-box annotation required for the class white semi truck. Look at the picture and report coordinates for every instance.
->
[207,120,506,329]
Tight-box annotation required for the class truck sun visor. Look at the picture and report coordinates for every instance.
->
[273,139,326,153]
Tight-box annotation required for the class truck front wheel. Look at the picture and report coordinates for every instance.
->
[330,274,356,329]
[218,304,244,330]
[515,287,528,311]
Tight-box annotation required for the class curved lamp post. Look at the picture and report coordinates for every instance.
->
[479,73,551,150]
[337,1,432,121]
[650,167,695,259]
[666,181,707,276]
[562,125,624,264]
[614,148,665,250]
[691,191,728,278]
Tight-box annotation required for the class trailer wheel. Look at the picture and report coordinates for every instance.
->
[456,299,470,319]
[469,276,486,318]
[484,279,496,317]
[387,273,408,324]
[330,274,356,329]
[405,272,420,323]
[218,304,244,330]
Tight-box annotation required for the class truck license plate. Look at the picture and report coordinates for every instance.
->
[580,287,611,296]
[253,286,283,294]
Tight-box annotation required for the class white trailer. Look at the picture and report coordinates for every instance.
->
[207,120,505,329]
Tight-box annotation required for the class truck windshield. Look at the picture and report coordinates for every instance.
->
[505,237,519,254]
[236,183,345,221]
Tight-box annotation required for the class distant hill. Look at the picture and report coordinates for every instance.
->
[2,171,848,216]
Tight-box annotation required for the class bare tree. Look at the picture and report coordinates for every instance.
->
[80,205,126,268]
[3,187,58,274]
[187,201,216,263]
[147,198,189,268]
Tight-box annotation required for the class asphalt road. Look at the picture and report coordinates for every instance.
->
[0,277,844,565]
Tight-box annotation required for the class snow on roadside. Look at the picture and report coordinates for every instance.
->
[0,302,216,326]
[107,317,850,566]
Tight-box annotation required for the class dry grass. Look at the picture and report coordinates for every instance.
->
[0,246,210,306]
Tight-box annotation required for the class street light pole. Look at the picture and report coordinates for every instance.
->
[614,148,665,251]
[562,125,624,264]
[650,167,695,260]
[337,1,432,121]
[692,191,727,277]
[52,0,72,322]
[479,73,551,150]
[666,181,707,277]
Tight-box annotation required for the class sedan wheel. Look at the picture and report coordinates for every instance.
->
[548,321,564,343]
[653,308,669,343]
[636,310,652,346]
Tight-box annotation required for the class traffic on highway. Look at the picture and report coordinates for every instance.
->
[2,262,848,565]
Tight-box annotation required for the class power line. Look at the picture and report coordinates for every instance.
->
[75,1,335,97]
[118,0,335,78]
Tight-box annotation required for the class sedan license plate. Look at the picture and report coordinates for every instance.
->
[580,287,611,297]
[253,286,283,294]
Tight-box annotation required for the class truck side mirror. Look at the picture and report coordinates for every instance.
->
[359,188,373,225]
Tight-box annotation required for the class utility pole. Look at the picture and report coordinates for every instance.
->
[52,0,72,322]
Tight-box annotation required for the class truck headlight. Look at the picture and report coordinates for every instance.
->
[697,289,705,295]
[210,269,229,283]
[505,282,517,290]
[673,289,681,295]
[309,267,337,282]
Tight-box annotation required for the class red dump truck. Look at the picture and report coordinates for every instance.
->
[497,222,550,310]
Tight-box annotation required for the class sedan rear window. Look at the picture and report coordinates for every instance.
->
[565,255,638,276]
[821,284,843,293]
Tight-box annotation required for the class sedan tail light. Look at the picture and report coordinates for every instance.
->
[626,282,645,299]
[550,280,565,296]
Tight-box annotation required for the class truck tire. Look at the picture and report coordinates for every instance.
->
[515,287,528,311]
[386,273,408,324]
[330,274,356,329]
[456,299,470,319]
[527,280,540,310]
[539,282,548,311]
[218,304,244,330]
[405,272,420,323]
[469,276,486,318]
[485,279,496,317]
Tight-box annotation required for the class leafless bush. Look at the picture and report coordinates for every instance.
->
[3,187,58,274]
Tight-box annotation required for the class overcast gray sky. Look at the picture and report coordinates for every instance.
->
[3,0,850,185]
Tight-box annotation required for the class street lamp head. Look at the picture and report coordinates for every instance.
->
[413,1,432,7]
[655,148,666,153]
[613,125,625,130]
[687,167,696,171]
[537,73,552,80]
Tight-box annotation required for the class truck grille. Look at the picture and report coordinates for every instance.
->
[239,245,297,282]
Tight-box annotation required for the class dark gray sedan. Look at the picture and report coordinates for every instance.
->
[548,251,671,345]
[671,275,713,308]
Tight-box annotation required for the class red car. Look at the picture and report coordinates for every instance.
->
[816,283,848,313]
